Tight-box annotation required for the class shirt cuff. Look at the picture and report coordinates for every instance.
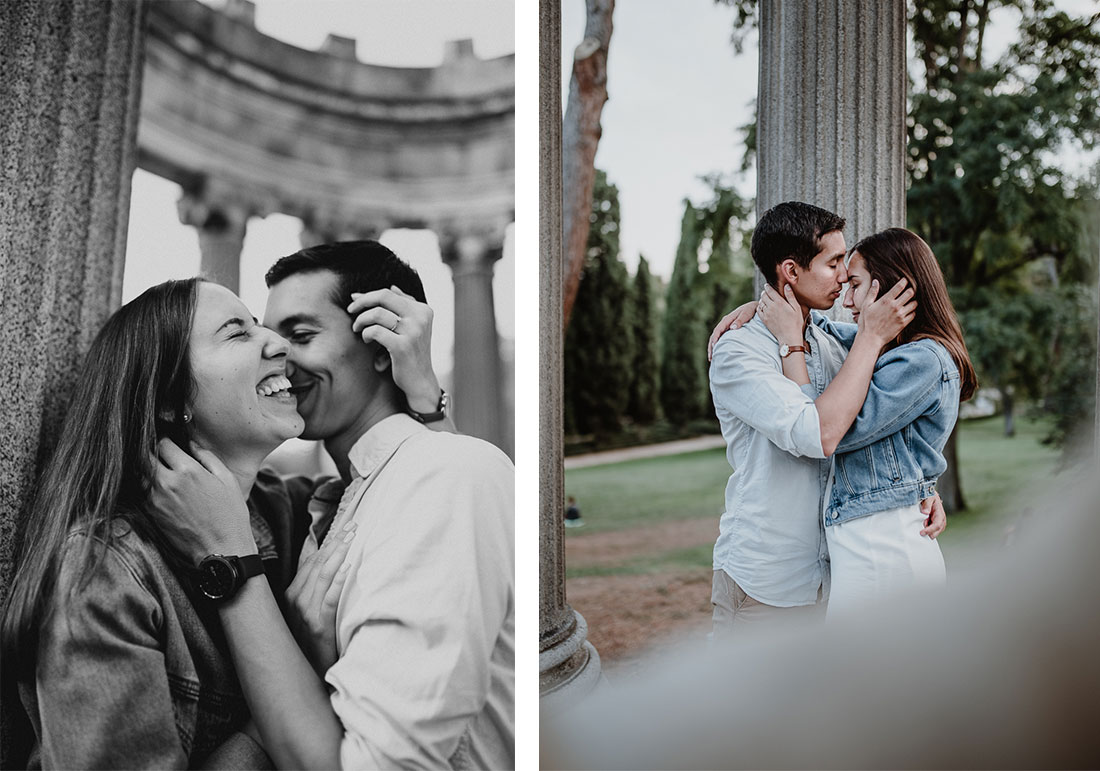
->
[799,382,818,399]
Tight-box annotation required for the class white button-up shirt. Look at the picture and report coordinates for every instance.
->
[708,314,847,606]
[305,414,514,770]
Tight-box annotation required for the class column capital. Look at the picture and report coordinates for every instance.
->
[176,190,251,235]
[439,228,505,273]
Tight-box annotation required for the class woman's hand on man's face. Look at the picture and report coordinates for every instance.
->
[347,285,440,414]
[149,438,257,563]
[758,284,805,346]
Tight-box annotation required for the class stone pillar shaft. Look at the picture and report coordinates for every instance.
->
[0,0,146,762]
[756,0,907,293]
[540,0,601,707]
[445,236,504,449]
[178,194,249,293]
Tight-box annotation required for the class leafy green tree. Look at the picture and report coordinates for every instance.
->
[660,201,706,425]
[694,179,755,418]
[564,169,634,437]
[627,255,661,424]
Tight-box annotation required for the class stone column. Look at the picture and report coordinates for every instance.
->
[0,0,146,762]
[539,0,602,708]
[178,192,250,294]
[755,0,908,295]
[441,231,504,450]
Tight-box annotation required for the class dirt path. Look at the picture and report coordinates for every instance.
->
[565,435,727,469]
[564,517,719,678]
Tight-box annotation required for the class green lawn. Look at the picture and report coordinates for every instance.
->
[565,415,1063,572]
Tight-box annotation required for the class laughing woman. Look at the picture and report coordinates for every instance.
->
[0,279,353,768]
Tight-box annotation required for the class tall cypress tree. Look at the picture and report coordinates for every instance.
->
[564,169,634,437]
[627,255,661,424]
[660,201,705,425]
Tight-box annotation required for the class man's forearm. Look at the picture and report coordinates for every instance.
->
[815,333,882,456]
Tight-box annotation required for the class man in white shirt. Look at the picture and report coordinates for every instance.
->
[708,202,940,635]
[261,241,514,769]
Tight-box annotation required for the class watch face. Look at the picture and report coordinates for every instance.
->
[779,344,790,358]
[197,556,237,600]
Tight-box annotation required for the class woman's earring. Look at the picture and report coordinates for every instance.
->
[182,412,193,424]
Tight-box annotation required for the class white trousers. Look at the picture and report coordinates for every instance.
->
[825,503,946,620]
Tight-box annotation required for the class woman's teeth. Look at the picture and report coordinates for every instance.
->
[256,374,292,397]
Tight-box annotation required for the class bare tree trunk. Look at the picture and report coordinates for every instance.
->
[940,422,967,514]
[562,0,614,328]
[1003,388,1016,438]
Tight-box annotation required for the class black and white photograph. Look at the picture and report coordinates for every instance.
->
[1,1,515,768]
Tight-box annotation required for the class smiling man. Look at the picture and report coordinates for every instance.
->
[259,241,515,769]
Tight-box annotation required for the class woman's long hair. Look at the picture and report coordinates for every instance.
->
[851,228,978,401]
[1,278,201,667]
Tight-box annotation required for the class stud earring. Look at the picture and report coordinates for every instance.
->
[183,412,193,424]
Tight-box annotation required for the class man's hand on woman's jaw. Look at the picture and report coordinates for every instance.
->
[149,438,258,563]
[855,278,917,346]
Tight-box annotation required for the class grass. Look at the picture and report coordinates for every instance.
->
[564,415,1064,576]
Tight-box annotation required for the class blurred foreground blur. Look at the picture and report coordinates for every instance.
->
[543,466,1100,769]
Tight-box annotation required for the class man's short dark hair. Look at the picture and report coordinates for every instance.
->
[265,240,427,306]
[750,202,846,286]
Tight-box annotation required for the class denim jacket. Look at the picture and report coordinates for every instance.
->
[813,315,961,525]
[17,470,313,770]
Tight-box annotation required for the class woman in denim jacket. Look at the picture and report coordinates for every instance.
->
[762,228,978,617]
[0,279,352,768]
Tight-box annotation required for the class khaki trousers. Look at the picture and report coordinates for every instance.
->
[710,570,824,640]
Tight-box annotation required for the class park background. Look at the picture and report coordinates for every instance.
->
[558,0,1099,676]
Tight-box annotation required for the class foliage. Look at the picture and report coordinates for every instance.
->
[564,169,635,437]
[627,255,662,424]
[694,179,755,418]
[659,202,707,425]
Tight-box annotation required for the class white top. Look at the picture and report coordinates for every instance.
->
[304,414,515,770]
[708,315,847,606]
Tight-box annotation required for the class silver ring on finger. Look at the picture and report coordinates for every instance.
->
[390,315,401,332]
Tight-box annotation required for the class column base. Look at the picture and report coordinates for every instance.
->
[540,610,605,710]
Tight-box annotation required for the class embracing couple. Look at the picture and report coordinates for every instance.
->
[1,242,514,769]
[707,201,977,632]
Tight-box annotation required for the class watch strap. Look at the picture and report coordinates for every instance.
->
[781,344,808,359]
[235,553,264,580]
[409,389,448,424]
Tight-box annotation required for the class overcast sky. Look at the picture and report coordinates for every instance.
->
[124,0,515,376]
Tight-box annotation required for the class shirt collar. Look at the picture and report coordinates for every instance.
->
[346,412,427,480]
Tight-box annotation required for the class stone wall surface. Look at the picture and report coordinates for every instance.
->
[0,0,146,601]
[0,2,147,761]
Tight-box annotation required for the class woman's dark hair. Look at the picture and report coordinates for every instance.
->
[851,228,978,401]
[1,278,201,667]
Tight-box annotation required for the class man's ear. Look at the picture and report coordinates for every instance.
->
[373,346,392,374]
[778,259,799,285]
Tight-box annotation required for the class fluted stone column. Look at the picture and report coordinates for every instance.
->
[0,0,146,762]
[755,0,907,295]
[442,232,504,450]
[178,193,250,294]
[540,0,602,708]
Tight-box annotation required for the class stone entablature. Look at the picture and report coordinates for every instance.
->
[138,0,514,237]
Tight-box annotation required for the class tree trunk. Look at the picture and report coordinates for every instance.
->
[561,0,614,328]
[939,422,966,514]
